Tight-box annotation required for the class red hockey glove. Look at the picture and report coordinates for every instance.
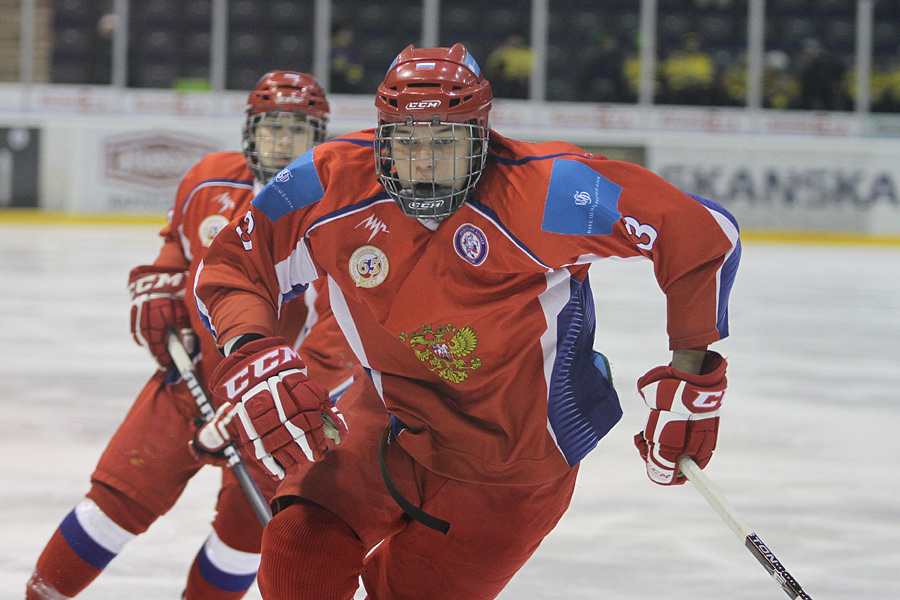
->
[207,337,348,480]
[634,352,727,486]
[190,403,236,467]
[128,265,192,369]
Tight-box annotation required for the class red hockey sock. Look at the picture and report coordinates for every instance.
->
[258,500,365,600]
[184,553,254,600]
[183,531,260,600]
[26,528,102,599]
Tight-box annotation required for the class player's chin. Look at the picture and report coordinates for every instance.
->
[262,160,291,171]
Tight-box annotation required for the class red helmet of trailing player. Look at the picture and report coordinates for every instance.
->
[374,44,493,219]
[242,71,330,184]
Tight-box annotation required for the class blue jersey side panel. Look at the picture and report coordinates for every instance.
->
[547,273,622,466]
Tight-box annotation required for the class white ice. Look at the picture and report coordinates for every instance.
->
[1,223,898,599]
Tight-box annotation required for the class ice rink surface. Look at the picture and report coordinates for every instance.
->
[1,222,898,599]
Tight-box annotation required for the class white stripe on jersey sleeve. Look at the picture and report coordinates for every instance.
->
[274,238,320,304]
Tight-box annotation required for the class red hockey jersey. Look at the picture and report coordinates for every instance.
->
[195,131,740,485]
[154,151,355,393]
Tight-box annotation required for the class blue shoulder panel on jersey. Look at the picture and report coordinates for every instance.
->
[542,158,622,236]
[252,149,324,222]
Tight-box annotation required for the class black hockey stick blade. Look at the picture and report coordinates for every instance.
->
[745,533,813,599]
[679,457,813,599]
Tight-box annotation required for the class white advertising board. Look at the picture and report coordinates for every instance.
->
[650,135,900,234]
[33,114,241,213]
[3,84,900,235]
[79,127,230,213]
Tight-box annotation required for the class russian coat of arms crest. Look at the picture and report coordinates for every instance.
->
[398,323,483,384]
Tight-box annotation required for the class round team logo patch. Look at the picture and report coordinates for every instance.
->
[453,224,489,266]
[349,245,389,288]
[198,215,230,247]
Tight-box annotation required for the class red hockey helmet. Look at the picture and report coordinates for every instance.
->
[242,71,329,184]
[375,43,491,128]
[374,45,492,219]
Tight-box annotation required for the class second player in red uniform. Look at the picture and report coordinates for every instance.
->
[25,72,356,600]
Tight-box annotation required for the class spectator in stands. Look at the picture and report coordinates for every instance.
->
[486,34,533,99]
[577,32,632,103]
[762,50,801,110]
[844,48,900,113]
[330,25,366,94]
[872,55,900,112]
[89,10,117,84]
[722,50,800,109]
[659,32,717,105]
[797,37,850,111]
[621,37,644,100]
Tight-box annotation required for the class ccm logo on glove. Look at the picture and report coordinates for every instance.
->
[692,390,724,409]
[129,271,185,294]
[128,265,193,370]
[221,346,305,399]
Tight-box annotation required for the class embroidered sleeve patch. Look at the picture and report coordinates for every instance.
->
[253,149,325,222]
[541,159,623,236]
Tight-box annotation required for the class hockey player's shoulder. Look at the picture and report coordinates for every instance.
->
[314,129,377,168]
[486,136,599,190]
[186,151,253,185]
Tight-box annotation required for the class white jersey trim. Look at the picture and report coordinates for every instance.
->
[537,268,577,451]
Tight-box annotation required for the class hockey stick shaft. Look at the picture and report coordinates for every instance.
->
[167,330,272,525]
[679,457,812,599]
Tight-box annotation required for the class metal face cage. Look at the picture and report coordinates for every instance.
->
[375,120,489,219]
[242,111,326,184]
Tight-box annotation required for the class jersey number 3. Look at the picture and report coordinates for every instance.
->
[623,216,658,251]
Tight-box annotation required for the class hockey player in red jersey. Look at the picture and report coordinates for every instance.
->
[25,72,357,600]
[193,45,741,600]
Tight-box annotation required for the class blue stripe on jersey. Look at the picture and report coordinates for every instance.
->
[466,198,550,269]
[547,274,622,466]
[322,137,374,148]
[686,193,741,339]
[197,307,215,338]
[197,547,257,593]
[59,509,117,570]
[281,281,309,305]
[253,149,324,222]
[542,159,623,236]
[184,178,254,213]
[307,193,394,232]
[688,193,740,232]
[489,151,588,166]
[198,177,254,187]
